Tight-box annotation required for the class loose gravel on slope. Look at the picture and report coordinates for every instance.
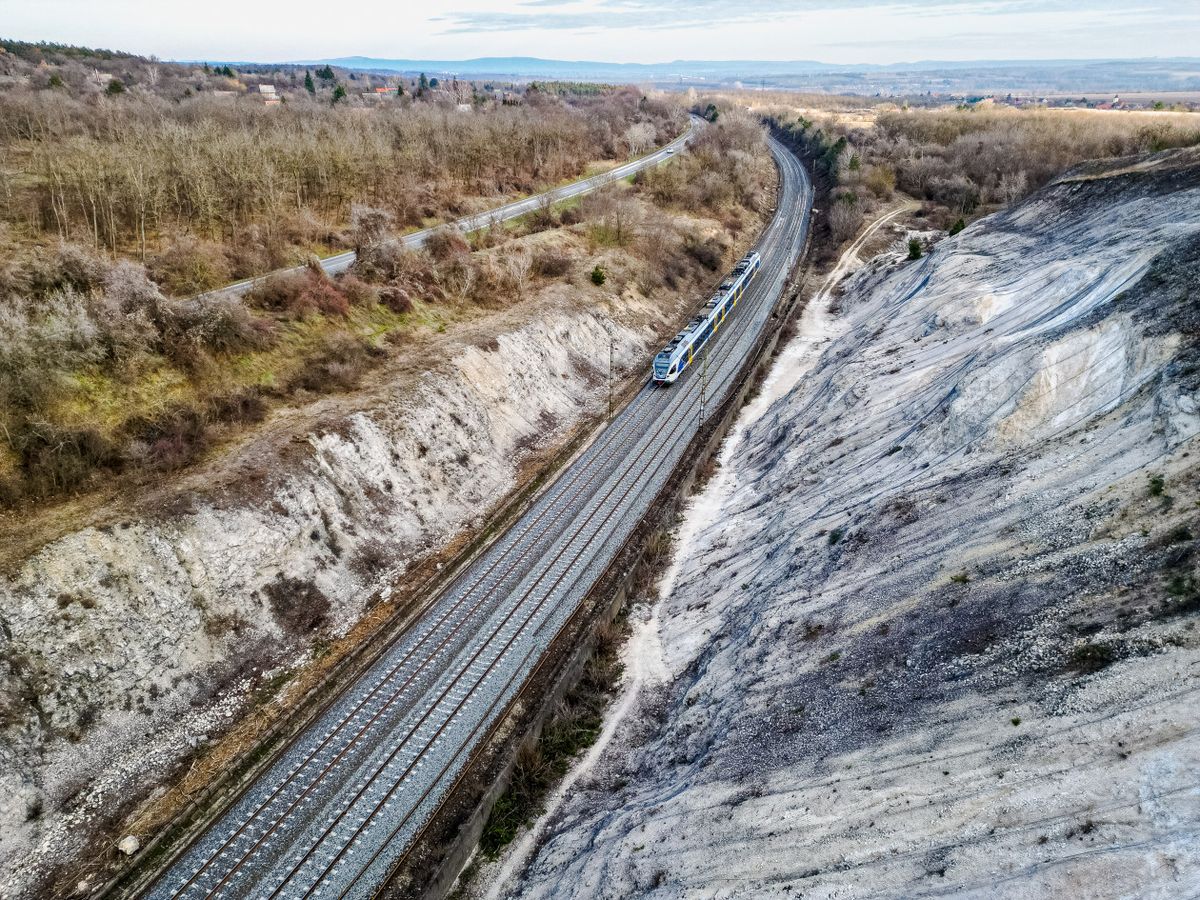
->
[502,148,1200,899]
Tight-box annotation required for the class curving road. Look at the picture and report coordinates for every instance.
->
[200,119,699,300]
[147,133,812,900]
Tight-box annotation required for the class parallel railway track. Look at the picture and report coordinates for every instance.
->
[146,134,812,900]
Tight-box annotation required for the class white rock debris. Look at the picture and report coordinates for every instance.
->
[500,150,1200,898]
[0,286,675,899]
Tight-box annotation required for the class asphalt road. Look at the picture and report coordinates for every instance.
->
[199,119,698,300]
[148,133,813,900]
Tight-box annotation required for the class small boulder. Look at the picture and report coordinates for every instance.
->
[117,835,140,856]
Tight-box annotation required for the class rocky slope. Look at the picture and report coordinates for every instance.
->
[500,149,1200,897]
[0,267,693,897]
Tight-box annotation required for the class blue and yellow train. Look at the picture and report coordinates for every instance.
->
[652,251,762,384]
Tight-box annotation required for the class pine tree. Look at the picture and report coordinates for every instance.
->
[418,72,429,93]
[332,83,347,104]
[396,81,405,98]
[304,70,315,94]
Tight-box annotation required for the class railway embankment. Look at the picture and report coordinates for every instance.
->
[499,147,1200,897]
[389,177,814,900]
[0,241,743,900]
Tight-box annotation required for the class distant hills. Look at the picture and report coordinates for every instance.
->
[277,55,1200,96]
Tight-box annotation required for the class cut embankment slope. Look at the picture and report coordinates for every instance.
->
[506,148,1200,898]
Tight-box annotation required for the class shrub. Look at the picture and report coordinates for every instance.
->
[350,538,392,578]
[26,243,110,297]
[378,286,413,315]
[246,272,308,313]
[246,269,348,318]
[829,201,862,243]
[208,387,268,426]
[423,226,470,262]
[864,165,896,198]
[948,218,967,236]
[0,291,103,413]
[532,248,572,278]
[1148,473,1165,497]
[149,238,233,295]
[590,265,606,286]
[907,238,924,260]
[9,422,122,498]
[349,204,394,252]
[165,294,276,359]
[123,404,210,471]
[287,333,383,394]
[104,261,168,318]
[262,575,331,636]
[351,239,435,288]
[336,273,378,307]
[1069,642,1116,673]
[683,234,725,271]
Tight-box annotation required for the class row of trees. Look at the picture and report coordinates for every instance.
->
[769,103,1200,243]
[786,106,1200,211]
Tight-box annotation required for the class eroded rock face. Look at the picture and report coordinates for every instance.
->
[0,290,664,897]
[509,151,1200,898]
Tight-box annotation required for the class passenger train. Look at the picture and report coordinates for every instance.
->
[652,250,762,384]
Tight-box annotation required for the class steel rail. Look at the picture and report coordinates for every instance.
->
[149,132,811,900]
[173,385,670,898]
[326,138,811,900]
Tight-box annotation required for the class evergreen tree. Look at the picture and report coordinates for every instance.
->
[304,70,315,94]
[332,83,347,104]
[316,65,335,81]
[396,81,405,98]
[418,72,430,93]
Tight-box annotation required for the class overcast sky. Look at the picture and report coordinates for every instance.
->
[3,0,1197,64]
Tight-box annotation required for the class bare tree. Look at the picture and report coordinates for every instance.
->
[505,249,533,299]
[999,170,1029,205]
[624,122,656,156]
[828,201,862,243]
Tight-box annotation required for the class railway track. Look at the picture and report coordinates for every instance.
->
[146,134,812,900]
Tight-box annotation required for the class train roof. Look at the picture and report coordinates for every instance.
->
[655,252,760,362]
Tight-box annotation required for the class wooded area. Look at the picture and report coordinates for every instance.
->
[766,100,1200,241]
[0,43,749,511]
[1,89,682,289]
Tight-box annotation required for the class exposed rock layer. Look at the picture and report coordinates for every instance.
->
[0,281,680,898]
[508,150,1200,898]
